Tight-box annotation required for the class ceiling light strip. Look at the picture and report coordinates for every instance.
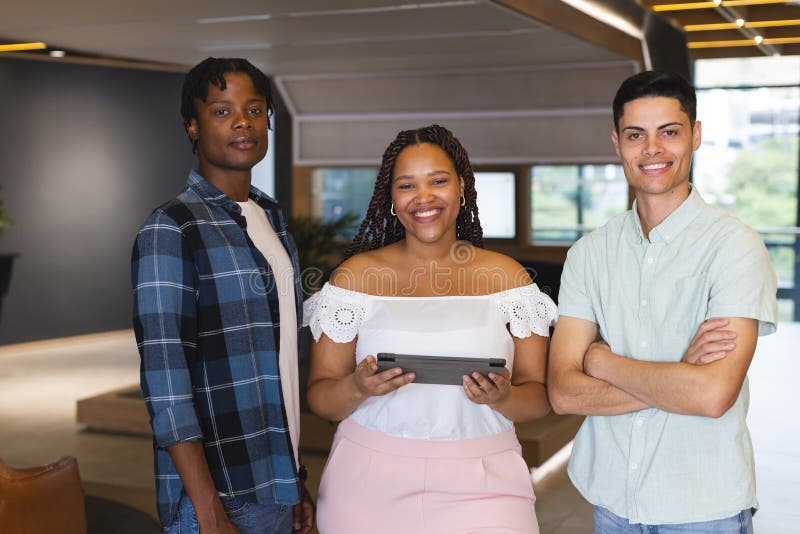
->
[721,0,788,6]
[762,36,800,44]
[686,19,800,31]
[196,1,481,23]
[748,18,800,28]
[654,0,788,12]
[652,2,717,12]
[688,35,800,47]
[688,38,755,48]
[197,14,272,24]
[286,1,480,17]
[0,42,47,52]
[560,0,644,39]
[685,21,738,30]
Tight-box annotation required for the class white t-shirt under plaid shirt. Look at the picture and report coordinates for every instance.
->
[239,199,300,467]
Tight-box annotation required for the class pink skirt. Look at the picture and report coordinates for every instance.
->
[316,419,540,534]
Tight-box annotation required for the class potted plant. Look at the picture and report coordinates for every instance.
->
[290,212,359,298]
[289,212,357,421]
[0,185,16,322]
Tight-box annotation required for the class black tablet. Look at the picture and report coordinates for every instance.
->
[376,353,507,386]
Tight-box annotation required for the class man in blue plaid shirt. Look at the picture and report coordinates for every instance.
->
[132,57,314,534]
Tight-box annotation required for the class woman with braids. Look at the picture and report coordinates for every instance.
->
[304,124,555,533]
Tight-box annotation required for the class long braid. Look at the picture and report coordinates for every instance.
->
[344,125,484,260]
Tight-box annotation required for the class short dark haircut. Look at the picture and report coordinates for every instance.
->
[344,124,483,259]
[180,57,274,152]
[612,70,696,132]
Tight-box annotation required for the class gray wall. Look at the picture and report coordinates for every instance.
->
[0,57,195,344]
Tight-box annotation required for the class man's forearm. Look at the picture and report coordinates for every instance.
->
[586,351,725,417]
[549,316,650,416]
[550,367,649,416]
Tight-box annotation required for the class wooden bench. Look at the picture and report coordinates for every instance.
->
[77,385,583,468]
[299,411,583,468]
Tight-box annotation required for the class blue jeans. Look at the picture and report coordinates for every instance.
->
[166,493,292,534]
[594,506,754,534]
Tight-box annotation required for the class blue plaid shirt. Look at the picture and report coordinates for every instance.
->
[132,170,301,528]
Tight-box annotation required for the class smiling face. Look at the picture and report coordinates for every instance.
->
[186,72,269,184]
[612,96,702,202]
[391,143,464,247]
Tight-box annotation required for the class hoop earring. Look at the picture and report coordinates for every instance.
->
[460,195,466,207]
[390,203,397,216]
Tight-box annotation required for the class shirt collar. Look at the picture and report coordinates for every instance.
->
[186,169,279,214]
[630,185,705,244]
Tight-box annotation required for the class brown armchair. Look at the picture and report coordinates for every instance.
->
[0,456,87,534]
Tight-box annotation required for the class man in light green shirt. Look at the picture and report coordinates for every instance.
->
[549,71,777,533]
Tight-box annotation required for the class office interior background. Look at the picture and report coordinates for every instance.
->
[0,1,798,533]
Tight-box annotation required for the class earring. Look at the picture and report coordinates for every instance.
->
[390,203,397,216]
[460,195,466,207]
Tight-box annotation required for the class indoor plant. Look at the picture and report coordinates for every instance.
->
[0,186,16,323]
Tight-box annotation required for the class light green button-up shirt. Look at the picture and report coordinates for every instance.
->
[559,186,777,525]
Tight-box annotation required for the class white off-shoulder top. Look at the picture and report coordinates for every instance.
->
[304,282,557,441]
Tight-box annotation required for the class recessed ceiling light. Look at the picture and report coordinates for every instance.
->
[49,50,66,58]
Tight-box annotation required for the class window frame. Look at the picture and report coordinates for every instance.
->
[295,162,633,265]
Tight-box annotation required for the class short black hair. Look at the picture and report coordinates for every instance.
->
[180,57,274,153]
[613,70,696,132]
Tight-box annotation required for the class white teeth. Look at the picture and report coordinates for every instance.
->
[642,162,670,170]
[415,209,440,218]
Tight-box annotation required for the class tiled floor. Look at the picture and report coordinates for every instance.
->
[0,325,797,533]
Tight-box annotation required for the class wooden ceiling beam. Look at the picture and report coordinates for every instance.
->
[490,0,644,62]
[690,43,800,57]
[660,11,729,25]
[645,0,800,55]
[779,43,800,54]
[689,46,765,59]
[762,26,800,38]
[687,29,754,40]
[745,5,800,19]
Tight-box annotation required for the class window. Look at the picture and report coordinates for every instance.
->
[311,168,518,239]
[531,164,628,243]
[694,56,800,322]
[311,168,377,236]
[474,172,515,239]
[251,120,275,196]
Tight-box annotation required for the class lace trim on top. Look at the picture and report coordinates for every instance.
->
[491,284,558,338]
[303,285,366,343]
[302,283,558,343]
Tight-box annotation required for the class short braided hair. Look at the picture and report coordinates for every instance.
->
[180,57,274,153]
[344,124,483,259]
